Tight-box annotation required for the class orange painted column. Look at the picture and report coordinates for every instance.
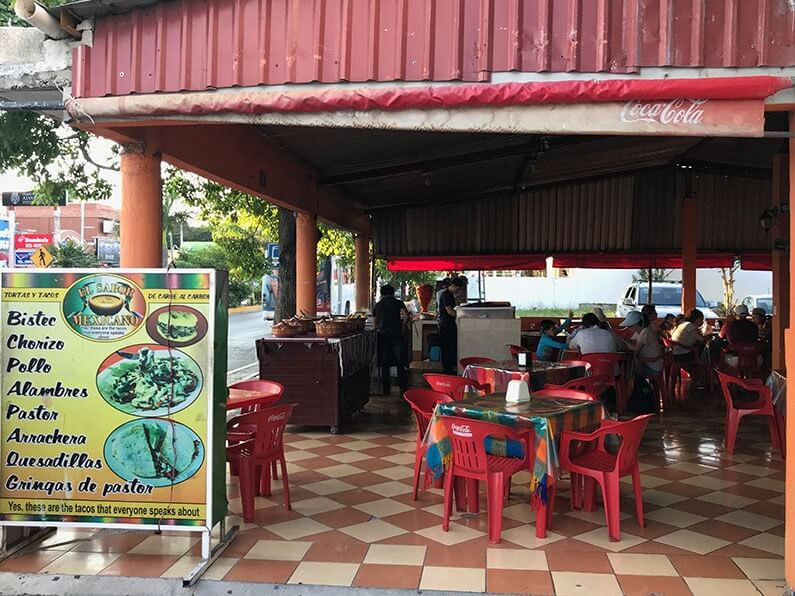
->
[120,145,162,267]
[355,235,370,312]
[681,195,698,314]
[296,212,318,317]
[784,117,795,592]
[772,152,790,372]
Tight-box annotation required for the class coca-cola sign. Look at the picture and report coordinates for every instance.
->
[620,99,707,126]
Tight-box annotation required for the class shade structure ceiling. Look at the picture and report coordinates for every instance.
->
[255,121,785,260]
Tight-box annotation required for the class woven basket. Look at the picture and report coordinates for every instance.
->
[272,323,301,338]
[315,320,349,337]
[285,317,314,334]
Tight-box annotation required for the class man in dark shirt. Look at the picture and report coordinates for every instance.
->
[373,284,410,395]
[720,304,759,344]
[438,277,464,374]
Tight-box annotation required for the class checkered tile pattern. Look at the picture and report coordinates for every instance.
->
[1,393,785,595]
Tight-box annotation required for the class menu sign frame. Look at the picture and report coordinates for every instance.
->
[0,269,231,572]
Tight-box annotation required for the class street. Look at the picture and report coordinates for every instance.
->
[226,309,271,382]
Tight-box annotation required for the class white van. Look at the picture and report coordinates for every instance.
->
[617,281,719,319]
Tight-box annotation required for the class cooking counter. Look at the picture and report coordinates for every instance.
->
[256,330,376,433]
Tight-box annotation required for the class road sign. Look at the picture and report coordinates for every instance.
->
[32,246,53,268]
[14,233,53,268]
[2,191,65,207]
[266,242,280,262]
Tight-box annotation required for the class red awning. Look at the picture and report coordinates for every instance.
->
[68,76,792,119]
[386,255,547,272]
[740,253,772,271]
[552,253,736,269]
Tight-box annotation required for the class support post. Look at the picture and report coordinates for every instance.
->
[785,115,795,595]
[681,195,698,314]
[296,212,318,317]
[772,152,790,372]
[120,145,162,268]
[355,235,370,312]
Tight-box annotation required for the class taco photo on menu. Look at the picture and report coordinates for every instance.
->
[96,344,203,417]
[104,418,204,487]
[157,310,199,342]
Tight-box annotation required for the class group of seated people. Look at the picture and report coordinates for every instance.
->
[535,302,773,381]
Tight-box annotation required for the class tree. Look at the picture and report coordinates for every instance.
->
[374,258,440,301]
[632,268,673,283]
[719,258,741,316]
[275,208,296,321]
[173,243,253,307]
[47,238,99,267]
[0,112,116,204]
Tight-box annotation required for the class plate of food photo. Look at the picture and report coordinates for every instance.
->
[104,418,204,487]
[96,344,203,417]
[146,305,208,348]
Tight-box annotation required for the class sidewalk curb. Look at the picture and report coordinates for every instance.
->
[228,305,261,315]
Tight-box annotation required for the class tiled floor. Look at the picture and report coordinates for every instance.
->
[1,390,786,595]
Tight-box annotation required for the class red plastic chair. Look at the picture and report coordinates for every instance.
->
[559,359,593,374]
[459,356,497,369]
[661,338,700,398]
[579,353,626,414]
[532,387,596,402]
[424,373,491,400]
[227,379,284,412]
[438,416,528,543]
[227,403,296,510]
[225,439,257,522]
[720,342,765,380]
[560,414,654,541]
[717,371,784,457]
[403,389,455,500]
[544,375,610,401]
[639,355,668,412]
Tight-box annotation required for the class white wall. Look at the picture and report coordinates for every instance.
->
[480,268,772,310]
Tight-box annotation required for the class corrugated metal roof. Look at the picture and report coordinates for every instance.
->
[73,0,795,98]
[372,167,772,257]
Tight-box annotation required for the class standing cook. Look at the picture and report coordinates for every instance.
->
[438,277,464,374]
[374,284,411,395]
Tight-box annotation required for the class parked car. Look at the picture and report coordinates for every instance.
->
[617,281,719,319]
[739,294,773,314]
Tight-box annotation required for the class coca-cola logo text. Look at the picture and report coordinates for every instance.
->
[620,99,707,126]
[451,423,472,437]
[268,413,286,422]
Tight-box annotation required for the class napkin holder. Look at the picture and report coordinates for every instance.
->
[517,351,528,367]
[505,379,530,404]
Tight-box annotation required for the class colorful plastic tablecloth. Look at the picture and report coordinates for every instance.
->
[463,360,587,393]
[425,393,602,506]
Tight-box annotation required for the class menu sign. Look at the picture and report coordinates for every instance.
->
[0,270,215,528]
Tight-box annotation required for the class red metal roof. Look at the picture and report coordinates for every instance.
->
[73,0,795,98]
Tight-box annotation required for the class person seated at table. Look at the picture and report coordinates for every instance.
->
[671,309,709,387]
[719,304,758,344]
[569,313,620,354]
[752,307,772,342]
[620,310,664,378]
[641,304,658,328]
[536,317,571,361]
[659,313,677,339]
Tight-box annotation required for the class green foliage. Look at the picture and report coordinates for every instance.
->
[163,167,357,278]
[181,225,212,242]
[172,243,254,307]
[47,238,99,267]
[0,112,114,204]
[632,268,673,283]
